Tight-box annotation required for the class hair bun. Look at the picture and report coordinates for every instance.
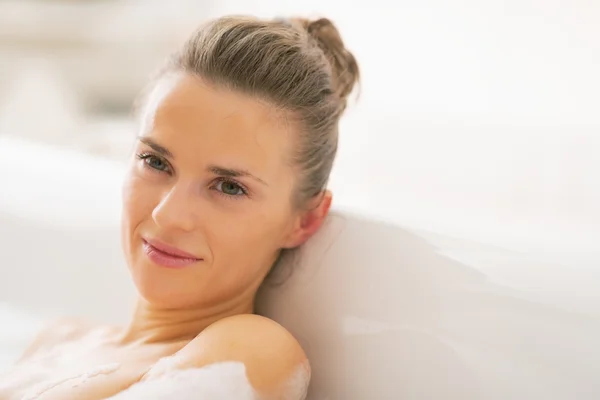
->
[290,17,360,107]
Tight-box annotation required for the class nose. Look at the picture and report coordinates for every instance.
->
[152,183,197,233]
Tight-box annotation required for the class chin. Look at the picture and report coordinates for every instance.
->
[128,261,199,309]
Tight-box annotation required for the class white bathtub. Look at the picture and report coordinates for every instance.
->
[1,135,599,399]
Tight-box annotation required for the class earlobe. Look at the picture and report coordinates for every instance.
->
[283,190,332,249]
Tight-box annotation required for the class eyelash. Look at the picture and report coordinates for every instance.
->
[136,152,171,173]
[135,152,249,199]
[212,178,249,199]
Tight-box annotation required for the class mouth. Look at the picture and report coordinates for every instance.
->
[142,238,202,269]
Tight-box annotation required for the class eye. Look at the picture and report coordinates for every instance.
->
[213,179,248,197]
[136,152,171,173]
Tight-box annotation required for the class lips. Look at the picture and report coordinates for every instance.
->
[142,238,202,269]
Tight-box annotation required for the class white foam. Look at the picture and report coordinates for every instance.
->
[20,363,122,400]
[70,363,122,388]
[107,362,257,400]
[281,362,311,400]
[108,361,310,400]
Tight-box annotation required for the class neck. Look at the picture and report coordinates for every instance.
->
[119,296,254,344]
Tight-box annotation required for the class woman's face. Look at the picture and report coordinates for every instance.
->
[121,73,329,309]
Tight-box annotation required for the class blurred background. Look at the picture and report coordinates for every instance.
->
[1,0,598,251]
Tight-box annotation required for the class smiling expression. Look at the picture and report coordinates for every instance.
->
[121,73,306,309]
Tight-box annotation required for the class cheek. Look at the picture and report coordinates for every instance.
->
[208,204,294,271]
[197,210,291,304]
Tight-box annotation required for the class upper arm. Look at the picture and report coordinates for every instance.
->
[145,314,310,399]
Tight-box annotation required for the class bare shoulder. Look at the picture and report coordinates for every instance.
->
[159,314,310,398]
[17,317,91,361]
[195,314,307,360]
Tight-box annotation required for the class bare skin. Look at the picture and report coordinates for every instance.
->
[0,73,330,400]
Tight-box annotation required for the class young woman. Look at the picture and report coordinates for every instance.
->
[0,15,359,400]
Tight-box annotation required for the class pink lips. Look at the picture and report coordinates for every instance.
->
[142,238,202,269]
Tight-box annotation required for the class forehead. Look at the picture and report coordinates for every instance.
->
[140,73,295,174]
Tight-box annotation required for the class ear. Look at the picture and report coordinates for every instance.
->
[282,190,332,249]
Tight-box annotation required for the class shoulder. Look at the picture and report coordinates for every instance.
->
[156,314,310,398]
[190,314,309,395]
[193,314,307,363]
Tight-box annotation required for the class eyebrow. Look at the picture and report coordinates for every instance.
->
[138,136,267,186]
[138,137,173,159]
[208,165,267,186]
